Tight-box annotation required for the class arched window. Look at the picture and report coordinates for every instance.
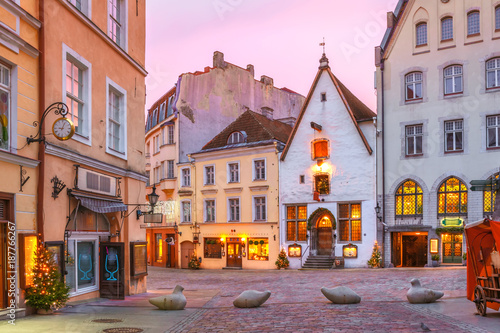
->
[467,11,480,36]
[441,17,453,41]
[406,72,423,101]
[67,206,110,232]
[416,22,427,46]
[444,65,463,95]
[227,131,246,144]
[312,139,329,160]
[486,58,500,89]
[395,180,423,216]
[438,177,468,215]
[484,174,499,216]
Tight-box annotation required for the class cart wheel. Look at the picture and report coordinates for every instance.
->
[474,285,487,316]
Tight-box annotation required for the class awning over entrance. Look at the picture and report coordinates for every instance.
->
[73,194,127,213]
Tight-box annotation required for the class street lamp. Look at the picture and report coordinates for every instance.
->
[375,202,382,221]
[173,222,182,236]
[136,184,160,219]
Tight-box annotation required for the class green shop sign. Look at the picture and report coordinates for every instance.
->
[440,218,463,227]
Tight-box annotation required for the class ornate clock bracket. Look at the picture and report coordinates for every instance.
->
[27,102,69,145]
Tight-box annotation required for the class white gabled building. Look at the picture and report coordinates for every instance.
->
[279,53,378,269]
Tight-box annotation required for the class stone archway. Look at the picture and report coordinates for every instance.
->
[308,208,336,256]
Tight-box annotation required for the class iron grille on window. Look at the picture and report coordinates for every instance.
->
[484,174,499,216]
[395,180,423,216]
[438,177,467,215]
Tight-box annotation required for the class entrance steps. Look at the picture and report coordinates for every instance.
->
[300,255,334,270]
[222,267,242,270]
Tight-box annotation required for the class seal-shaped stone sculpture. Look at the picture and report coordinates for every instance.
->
[406,278,444,304]
[233,290,271,308]
[149,285,187,310]
[321,286,361,304]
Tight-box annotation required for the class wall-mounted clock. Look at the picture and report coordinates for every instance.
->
[52,117,75,141]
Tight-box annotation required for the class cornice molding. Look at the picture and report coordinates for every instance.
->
[0,150,39,168]
[0,24,38,58]
[224,187,243,193]
[249,185,269,192]
[0,0,41,29]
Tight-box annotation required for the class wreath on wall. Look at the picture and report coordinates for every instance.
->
[307,207,336,230]
[435,227,464,235]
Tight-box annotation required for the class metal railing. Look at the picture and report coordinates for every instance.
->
[300,245,310,268]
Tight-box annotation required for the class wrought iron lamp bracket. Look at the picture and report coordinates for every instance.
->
[51,176,66,199]
[20,166,30,192]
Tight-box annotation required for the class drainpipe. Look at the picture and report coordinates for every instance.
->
[37,0,46,242]
[380,60,386,266]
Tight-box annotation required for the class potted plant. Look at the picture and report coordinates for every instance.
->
[431,254,440,267]
[462,252,467,266]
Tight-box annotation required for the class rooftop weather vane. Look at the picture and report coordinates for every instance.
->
[320,37,326,54]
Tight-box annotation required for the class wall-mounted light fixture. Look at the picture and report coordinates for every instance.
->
[375,202,382,221]
[173,222,182,236]
[136,185,160,220]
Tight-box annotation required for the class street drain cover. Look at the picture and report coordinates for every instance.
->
[102,328,144,333]
[92,319,123,323]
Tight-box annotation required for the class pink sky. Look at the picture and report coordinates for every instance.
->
[145,0,399,111]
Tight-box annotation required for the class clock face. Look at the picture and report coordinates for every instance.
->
[52,117,75,141]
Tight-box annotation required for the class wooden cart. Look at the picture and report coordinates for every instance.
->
[464,219,500,316]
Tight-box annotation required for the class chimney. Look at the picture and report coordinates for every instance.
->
[261,107,274,120]
[247,64,254,77]
[277,117,296,127]
[387,11,396,29]
[260,75,273,86]
[213,51,225,68]
[375,46,382,67]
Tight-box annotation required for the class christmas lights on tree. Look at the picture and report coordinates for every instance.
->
[275,248,290,269]
[367,241,382,268]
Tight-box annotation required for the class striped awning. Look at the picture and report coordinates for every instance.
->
[73,195,127,214]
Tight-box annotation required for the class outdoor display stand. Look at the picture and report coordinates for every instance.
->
[99,242,125,299]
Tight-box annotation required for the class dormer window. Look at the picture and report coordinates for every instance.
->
[312,139,329,160]
[227,131,246,144]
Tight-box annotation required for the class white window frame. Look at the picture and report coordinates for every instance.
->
[467,11,480,36]
[441,17,453,41]
[204,164,215,185]
[253,158,266,181]
[67,0,91,17]
[444,65,463,95]
[161,127,165,146]
[406,124,423,156]
[0,61,15,153]
[227,161,240,183]
[204,199,216,223]
[405,72,423,101]
[153,166,160,184]
[181,200,191,223]
[227,131,245,144]
[167,125,174,144]
[160,161,165,180]
[486,58,500,89]
[444,120,464,152]
[107,0,128,50]
[487,115,500,148]
[496,6,500,31]
[181,167,191,187]
[416,22,427,46]
[167,160,175,179]
[106,77,127,159]
[154,134,160,153]
[159,102,166,121]
[253,195,267,222]
[227,197,240,222]
[62,44,92,146]
[66,235,100,297]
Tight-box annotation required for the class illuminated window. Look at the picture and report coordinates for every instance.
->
[314,174,330,195]
[312,139,329,160]
[438,177,467,215]
[467,11,480,36]
[416,22,427,46]
[486,58,500,89]
[286,205,307,242]
[338,203,361,242]
[395,180,423,216]
[444,65,463,95]
[227,131,246,144]
[248,238,269,261]
[204,238,222,258]
[484,174,499,216]
[441,17,453,40]
[155,233,162,262]
[406,72,423,101]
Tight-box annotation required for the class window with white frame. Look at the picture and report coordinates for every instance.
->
[154,134,160,153]
[181,201,191,223]
[496,6,500,30]
[254,197,266,221]
[160,161,165,180]
[406,124,423,156]
[228,162,239,183]
[445,120,463,152]
[0,63,10,151]
[108,0,125,47]
[152,108,158,127]
[167,160,174,178]
[106,79,126,156]
[487,115,500,148]
[205,199,215,222]
[227,131,245,144]
[65,55,90,138]
[416,22,427,46]
[159,102,166,121]
[205,165,214,185]
[228,198,240,222]
[161,127,165,145]
[68,0,89,16]
[181,168,190,187]
[467,11,480,36]
[486,58,500,89]
[254,159,265,180]
[167,125,174,144]
[405,72,423,101]
[153,166,160,184]
[441,17,453,40]
[444,65,463,95]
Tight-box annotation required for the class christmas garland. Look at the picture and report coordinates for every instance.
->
[307,207,336,230]
[435,227,464,235]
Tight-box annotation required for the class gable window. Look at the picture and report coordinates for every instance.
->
[286,205,307,242]
[227,131,246,144]
[405,124,423,156]
[181,168,190,187]
[205,199,215,222]
[106,79,127,157]
[254,159,265,181]
[205,165,215,185]
[487,115,500,148]
[181,201,191,223]
[395,180,423,216]
[444,65,463,95]
[416,22,427,46]
[467,11,480,36]
[228,198,240,222]
[167,125,174,144]
[496,6,500,30]
[0,63,10,151]
[314,174,330,195]
[167,160,174,179]
[444,120,463,152]
[441,17,453,41]
[254,196,266,221]
[438,177,467,215]
[405,72,422,101]
[152,108,158,127]
[484,174,499,216]
[338,203,361,242]
[320,92,327,102]
[108,0,125,47]
[486,58,500,89]
[159,102,166,121]
[312,139,329,160]
[228,162,239,183]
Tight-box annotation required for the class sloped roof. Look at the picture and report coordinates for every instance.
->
[198,110,292,152]
[380,0,409,55]
[280,61,375,161]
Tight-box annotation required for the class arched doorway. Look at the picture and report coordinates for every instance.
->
[180,241,194,269]
[308,208,336,256]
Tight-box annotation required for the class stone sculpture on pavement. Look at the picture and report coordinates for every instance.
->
[321,286,361,304]
[149,285,187,310]
[233,290,271,308]
[406,278,444,304]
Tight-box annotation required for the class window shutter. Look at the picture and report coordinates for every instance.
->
[313,141,328,159]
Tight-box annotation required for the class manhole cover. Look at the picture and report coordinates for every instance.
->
[102,328,144,333]
[92,319,123,324]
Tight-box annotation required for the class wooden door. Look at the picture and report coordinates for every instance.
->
[402,235,428,267]
[317,227,332,255]
[227,242,242,268]
[99,242,125,300]
[181,241,194,269]
[391,232,402,267]
[0,223,5,308]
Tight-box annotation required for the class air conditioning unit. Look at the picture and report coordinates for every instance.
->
[77,167,117,196]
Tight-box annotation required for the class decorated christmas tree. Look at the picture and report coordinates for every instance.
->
[188,254,201,269]
[25,244,69,311]
[275,248,290,269]
[367,241,382,268]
